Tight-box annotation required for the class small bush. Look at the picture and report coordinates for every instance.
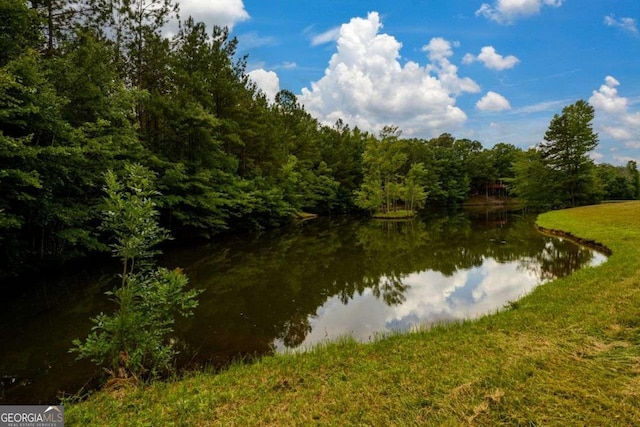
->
[71,164,200,381]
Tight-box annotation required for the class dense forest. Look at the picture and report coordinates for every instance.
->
[1,0,639,278]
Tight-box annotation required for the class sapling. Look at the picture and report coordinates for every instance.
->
[72,163,200,381]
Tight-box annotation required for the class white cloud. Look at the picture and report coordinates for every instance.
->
[602,126,632,140]
[299,12,479,138]
[237,32,277,50]
[589,76,629,115]
[463,46,520,70]
[589,151,604,163]
[614,155,640,164]
[626,141,640,149]
[476,0,563,24]
[422,37,456,62]
[311,27,341,46]
[604,15,638,35]
[625,112,640,127]
[476,91,512,111]
[462,53,475,64]
[248,69,280,102]
[514,99,569,114]
[589,76,640,154]
[179,0,249,30]
[423,38,480,96]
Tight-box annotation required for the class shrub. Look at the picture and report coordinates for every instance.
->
[71,163,200,381]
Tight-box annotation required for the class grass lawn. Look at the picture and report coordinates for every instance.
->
[66,202,640,426]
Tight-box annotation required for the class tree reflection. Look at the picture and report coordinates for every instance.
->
[278,314,312,349]
[370,273,409,306]
[1,209,602,403]
[166,210,601,357]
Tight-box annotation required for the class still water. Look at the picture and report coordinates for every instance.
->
[0,210,606,403]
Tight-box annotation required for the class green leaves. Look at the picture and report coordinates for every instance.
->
[356,130,408,214]
[513,100,601,207]
[0,0,41,66]
[101,164,169,274]
[596,162,639,200]
[72,164,199,381]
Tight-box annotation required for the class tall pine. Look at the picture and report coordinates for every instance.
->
[539,100,600,206]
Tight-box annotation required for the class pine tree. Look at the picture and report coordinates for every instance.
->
[539,100,599,206]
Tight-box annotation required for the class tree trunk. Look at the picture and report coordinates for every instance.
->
[47,0,54,53]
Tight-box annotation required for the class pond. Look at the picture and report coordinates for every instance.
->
[0,209,606,403]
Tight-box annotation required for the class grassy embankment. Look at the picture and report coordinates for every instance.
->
[67,202,640,426]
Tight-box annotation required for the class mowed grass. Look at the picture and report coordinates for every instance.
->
[66,202,640,426]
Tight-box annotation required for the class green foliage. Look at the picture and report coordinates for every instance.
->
[72,164,199,380]
[355,175,384,213]
[355,127,412,214]
[490,142,520,180]
[510,149,560,207]
[157,163,232,238]
[0,3,632,279]
[596,162,639,200]
[356,130,524,213]
[0,0,41,66]
[626,160,640,199]
[404,162,429,211]
[539,100,600,206]
[101,165,169,275]
[0,133,39,258]
[318,122,366,212]
[512,101,602,207]
[423,133,472,205]
[67,203,640,425]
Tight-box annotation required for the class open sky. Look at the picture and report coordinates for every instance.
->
[176,0,640,165]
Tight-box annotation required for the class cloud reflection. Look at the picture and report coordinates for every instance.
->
[284,253,605,351]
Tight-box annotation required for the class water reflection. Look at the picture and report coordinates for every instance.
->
[290,259,556,350]
[173,211,604,357]
[0,210,606,403]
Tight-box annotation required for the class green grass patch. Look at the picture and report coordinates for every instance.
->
[372,210,416,219]
[295,211,318,220]
[66,202,640,426]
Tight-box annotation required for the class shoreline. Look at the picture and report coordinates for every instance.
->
[67,201,640,426]
[536,225,612,256]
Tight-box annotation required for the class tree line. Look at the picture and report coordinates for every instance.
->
[1,0,638,277]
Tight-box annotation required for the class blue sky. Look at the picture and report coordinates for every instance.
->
[178,0,640,165]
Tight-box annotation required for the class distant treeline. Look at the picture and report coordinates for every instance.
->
[1,0,638,277]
